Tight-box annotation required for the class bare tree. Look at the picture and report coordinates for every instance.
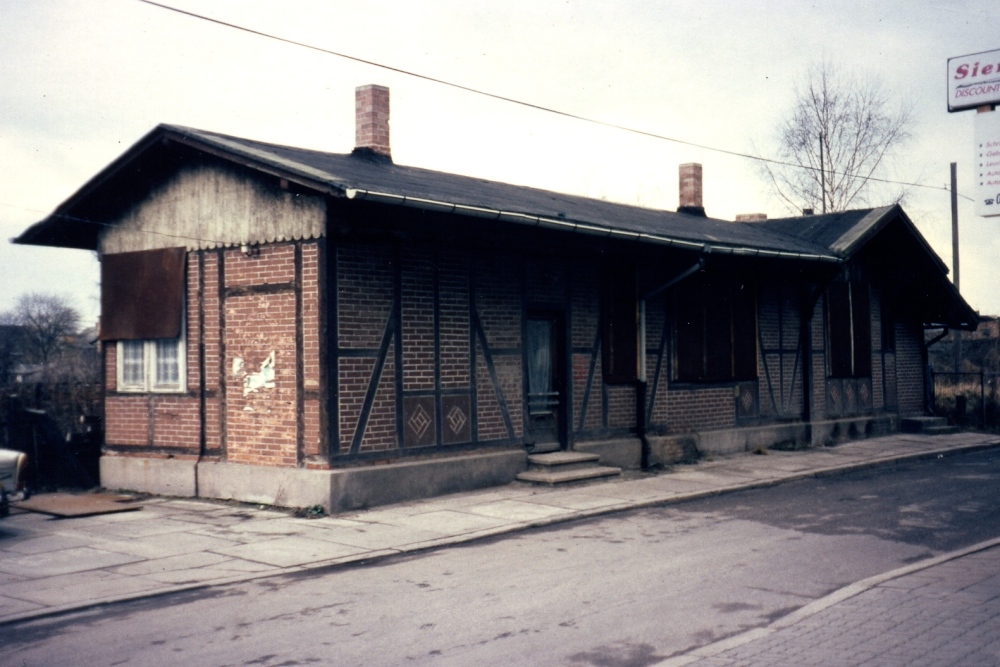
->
[759,63,914,214]
[10,293,81,367]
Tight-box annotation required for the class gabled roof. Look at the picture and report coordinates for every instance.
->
[749,205,948,272]
[751,206,977,329]
[13,123,978,328]
[14,124,837,261]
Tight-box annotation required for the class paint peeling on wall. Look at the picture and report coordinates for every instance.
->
[233,351,276,397]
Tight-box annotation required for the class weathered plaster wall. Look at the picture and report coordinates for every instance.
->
[99,164,325,254]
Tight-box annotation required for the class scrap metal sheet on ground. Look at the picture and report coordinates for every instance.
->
[15,493,141,518]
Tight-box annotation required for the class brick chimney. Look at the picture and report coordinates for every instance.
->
[678,163,705,216]
[734,213,767,222]
[354,84,391,160]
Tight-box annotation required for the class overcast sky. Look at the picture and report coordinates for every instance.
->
[1,0,997,325]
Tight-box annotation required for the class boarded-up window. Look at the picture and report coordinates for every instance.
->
[100,247,186,341]
[601,262,638,384]
[827,280,872,378]
[674,274,757,383]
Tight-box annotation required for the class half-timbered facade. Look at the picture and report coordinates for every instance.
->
[15,86,977,511]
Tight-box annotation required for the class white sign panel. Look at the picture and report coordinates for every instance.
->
[975,110,1000,217]
[948,48,1000,112]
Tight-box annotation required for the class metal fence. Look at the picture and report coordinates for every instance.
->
[931,371,1000,430]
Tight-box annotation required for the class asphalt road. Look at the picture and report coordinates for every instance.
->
[5,449,1000,667]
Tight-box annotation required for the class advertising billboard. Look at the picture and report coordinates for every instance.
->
[975,110,1000,217]
[948,48,1000,112]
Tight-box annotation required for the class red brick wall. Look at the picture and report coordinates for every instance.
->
[202,252,221,452]
[896,319,924,414]
[152,397,201,450]
[105,395,150,446]
[302,243,322,458]
[401,250,435,392]
[439,250,471,390]
[571,262,605,432]
[336,242,396,453]
[665,387,737,433]
[224,245,299,467]
[103,241,323,468]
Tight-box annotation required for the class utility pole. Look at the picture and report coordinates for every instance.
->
[819,132,826,214]
[951,162,961,374]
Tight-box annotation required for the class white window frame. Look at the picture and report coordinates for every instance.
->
[116,334,186,393]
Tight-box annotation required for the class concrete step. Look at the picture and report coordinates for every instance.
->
[526,451,600,473]
[901,416,950,433]
[516,465,622,485]
[924,424,960,436]
[518,451,621,485]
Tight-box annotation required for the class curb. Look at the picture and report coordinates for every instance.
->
[655,535,1000,666]
[2,439,998,628]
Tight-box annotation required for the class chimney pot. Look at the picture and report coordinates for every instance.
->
[802,208,814,216]
[678,163,705,216]
[354,84,391,160]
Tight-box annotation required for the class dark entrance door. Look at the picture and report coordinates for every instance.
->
[525,313,565,452]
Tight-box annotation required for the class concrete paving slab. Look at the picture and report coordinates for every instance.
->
[209,535,370,567]
[52,515,201,540]
[0,532,93,555]
[0,595,45,620]
[109,551,234,576]
[464,499,577,522]
[91,530,243,559]
[390,509,514,535]
[586,479,691,502]
[520,491,632,512]
[136,563,275,586]
[204,516,331,537]
[0,546,143,578]
[0,569,168,607]
[299,522,446,550]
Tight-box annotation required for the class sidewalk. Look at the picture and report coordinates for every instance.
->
[660,539,1000,667]
[0,431,997,629]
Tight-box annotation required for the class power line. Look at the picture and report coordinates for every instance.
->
[138,0,974,202]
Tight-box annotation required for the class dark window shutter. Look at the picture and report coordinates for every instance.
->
[732,282,758,380]
[675,276,705,382]
[828,282,853,377]
[601,262,638,384]
[704,280,732,381]
[99,247,186,341]
[851,283,872,377]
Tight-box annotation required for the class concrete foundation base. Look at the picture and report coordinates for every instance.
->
[573,438,643,469]
[100,456,197,497]
[649,414,898,459]
[100,449,528,514]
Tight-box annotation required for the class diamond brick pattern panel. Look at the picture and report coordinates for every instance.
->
[403,396,436,447]
[844,379,857,414]
[736,381,758,420]
[858,378,873,411]
[441,395,471,445]
[827,378,844,417]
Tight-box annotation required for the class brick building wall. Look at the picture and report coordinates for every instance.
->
[102,227,932,470]
[896,319,925,415]
[104,240,323,468]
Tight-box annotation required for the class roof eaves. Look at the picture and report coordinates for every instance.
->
[160,125,348,198]
[345,188,841,262]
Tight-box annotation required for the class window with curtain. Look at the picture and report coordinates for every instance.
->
[101,247,187,393]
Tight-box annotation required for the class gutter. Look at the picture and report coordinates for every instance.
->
[344,188,841,263]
